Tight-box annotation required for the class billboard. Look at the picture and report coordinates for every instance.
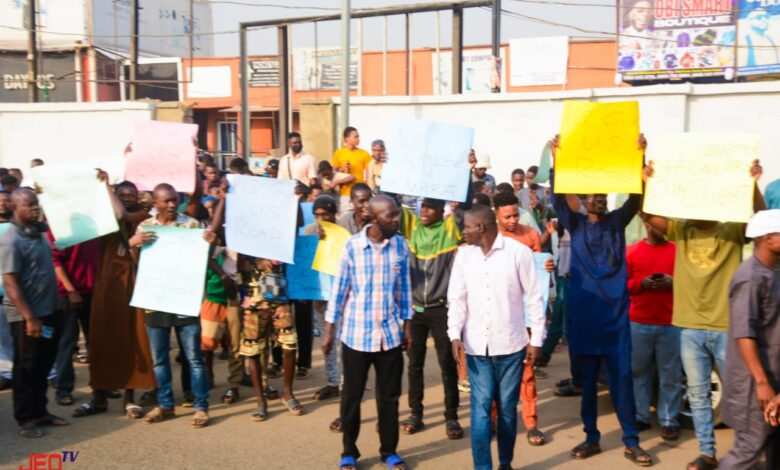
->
[248,59,280,87]
[432,48,506,94]
[617,0,737,81]
[737,0,780,75]
[0,51,77,102]
[293,47,359,91]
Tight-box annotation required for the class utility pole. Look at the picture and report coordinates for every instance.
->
[26,0,38,103]
[339,0,350,135]
[491,0,501,93]
[129,0,139,100]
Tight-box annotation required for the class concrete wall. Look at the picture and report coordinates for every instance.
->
[339,81,780,191]
[0,101,154,182]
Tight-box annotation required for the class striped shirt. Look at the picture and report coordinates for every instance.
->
[325,225,413,352]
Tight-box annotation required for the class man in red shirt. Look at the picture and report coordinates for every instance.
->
[626,221,680,441]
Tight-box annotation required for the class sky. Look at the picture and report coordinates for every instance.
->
[210,0,618,57]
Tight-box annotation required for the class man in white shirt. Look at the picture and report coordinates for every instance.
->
[278,132,318,186]
[448,205,545,470]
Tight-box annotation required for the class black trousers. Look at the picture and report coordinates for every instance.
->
[11,312,62,425]
[407,306,459,420]
[341,343,403,460]
[53,294,92,397]
[295,301,313,369]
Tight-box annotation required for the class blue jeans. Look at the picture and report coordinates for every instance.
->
[0,304,13,380]
[630,322,682,427]
[467,349,525,470]
[146,323,209,411]
[680,328,727,458]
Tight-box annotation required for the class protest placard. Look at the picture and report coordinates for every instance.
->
[299,202,314,235]
[312,221,351,276]
[225,175,297,263]
[644,132,759,223]
[382,119,474,202]
[130,226,209,317]
[32,164,119,249]
[524,253,553,313]
[124,120,197,193]
[555,101,643,194]
[287,235,334,300]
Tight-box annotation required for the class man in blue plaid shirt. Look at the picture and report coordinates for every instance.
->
[322,195,413,470]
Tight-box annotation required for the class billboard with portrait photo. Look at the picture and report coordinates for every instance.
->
[617,0,737,81]
[737,0,780,75]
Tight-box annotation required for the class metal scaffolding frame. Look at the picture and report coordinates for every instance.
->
[238,0,497,158]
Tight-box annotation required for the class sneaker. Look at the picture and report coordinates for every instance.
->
[457,380,471,393]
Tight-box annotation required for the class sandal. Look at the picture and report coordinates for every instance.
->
[571,442,601,460]
[384,453,407,470]
[624,446,653,467]
[314,385,340,401]
[37,413,68,426]
[264,385,280,400]
[283,398,304,416]
[142,406,175,424]
[72,401,108,418]
[56,394,74,406]
[330,417,343,433]
[400,415,425,435]
[192,410,209,428]
[445,420,463,440]
[222,388,240,404]
[687,455,718,470]
[19,422,44,438]
[296,367,311,379]
[251,406,268,422]
[661,426,679,441]
[527,428,546,446]
[339,455,358,470]
[554,383,582,397]
[125,404,143,419]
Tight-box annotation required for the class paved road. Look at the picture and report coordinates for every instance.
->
[0,339,733,469]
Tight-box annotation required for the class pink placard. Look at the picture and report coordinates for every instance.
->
[125,120,198,192]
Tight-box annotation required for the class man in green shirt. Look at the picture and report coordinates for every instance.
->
[642,160,765,470]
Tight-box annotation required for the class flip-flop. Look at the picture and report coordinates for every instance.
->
[19,423,44,438]
[330,417,343,433]
[571,442,601,460]
[400,415,424,435]
[251,406,268,422]
[339,455,358,469]
[56,394,74,406]
[687,455,718,470]
[314,385,340,401]
[222,388,240,404]
[624,447,653,467]
[283,398,304,416]
[37,414,68,426]
[384,453,407,470]
[527,428,546,446]
[125,404,143,419]
[192,410,209,428]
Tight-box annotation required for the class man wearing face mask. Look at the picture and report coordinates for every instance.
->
[549,134,654,467]
[279,132,318,187]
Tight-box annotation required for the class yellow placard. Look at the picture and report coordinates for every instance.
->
[643,132,759,223]
[555,101,643,194]
[312,221,352,276]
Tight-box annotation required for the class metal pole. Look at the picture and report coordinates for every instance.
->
[340,0,350,133]
[435,11,441,95]
[129,0,139,100]
[491,0,501,93]
[357,18,363,96]
[406,14,412,96]
[26,0,38,103]
[240,26,250,159]
[278,25,290,155]
[452,6,463,95]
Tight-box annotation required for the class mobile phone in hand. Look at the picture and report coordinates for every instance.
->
[41,326,54,339]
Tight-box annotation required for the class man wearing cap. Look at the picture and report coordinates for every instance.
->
[720,209,780,469]
[470,150,496,194]
[399,197,467,440]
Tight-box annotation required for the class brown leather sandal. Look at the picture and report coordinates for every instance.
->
[142,406,175,424]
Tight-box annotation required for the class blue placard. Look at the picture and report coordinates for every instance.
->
[287,235,334,301]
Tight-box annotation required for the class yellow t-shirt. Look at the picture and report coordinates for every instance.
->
[668,220,745,332]
[332,146,372,196]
